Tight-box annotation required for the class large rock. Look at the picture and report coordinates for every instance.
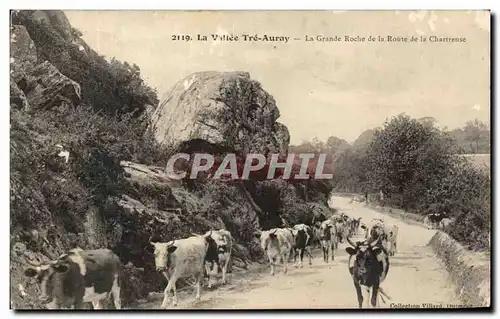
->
[149,71,290,155]
[20,61,81,110]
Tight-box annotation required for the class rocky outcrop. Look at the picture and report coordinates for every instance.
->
[10,20,81,111]
[149,71,290,155]
[429,231,490,307]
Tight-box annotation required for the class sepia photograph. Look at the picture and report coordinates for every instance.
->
[9,9,491,310]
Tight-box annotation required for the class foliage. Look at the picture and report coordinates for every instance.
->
[448,119,490,154]
[12,11,159,117]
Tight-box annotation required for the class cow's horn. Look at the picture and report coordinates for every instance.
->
[346,236,356,248]
[369,238,380,247]
[167,240,176,246]
[271,229,278,234]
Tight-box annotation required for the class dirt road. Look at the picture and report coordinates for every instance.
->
[138,196,460,309]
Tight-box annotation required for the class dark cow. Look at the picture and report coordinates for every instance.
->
[290,224,314,268]
[424,213,446,229]
[202,229,233,288]
[352,217,362,235]
[24,248,122,309]
[345,237,391,308]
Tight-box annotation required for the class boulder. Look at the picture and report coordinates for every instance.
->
[21,61,81,110]
[149,71,290,156]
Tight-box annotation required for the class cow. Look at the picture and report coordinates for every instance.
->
[386,224,399,256]
[319,220,337,262]
[290,224,314,268]
[202,229,233,288]
[350,195,366,204]
[345,236,391,308]
[424,213,446,229]
[311,221,323,249]
[150,234,212,308]
[332,217,347,246]
[439,217,454,229]
[351,217,362,235]
[24,248,122,310]
[362,219,389,251]
[254,228,294,276]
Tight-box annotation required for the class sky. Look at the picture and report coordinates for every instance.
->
[65,10,490,144]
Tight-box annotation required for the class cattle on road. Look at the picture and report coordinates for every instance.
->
[311,222,322,249]
[202,229,233,288]
[254,228,294,276]
[290,224,314,268]
[150,234,212,308]
[386,224,399,256]
[24,248,122,310]
[319,220,337,262]
[345,236,391,308]
[423,213,447,229]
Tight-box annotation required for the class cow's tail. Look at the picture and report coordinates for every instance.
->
[378,287,392,304]
[305,249,314,259]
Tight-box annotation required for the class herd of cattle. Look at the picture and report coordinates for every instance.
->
[22,209,407,309]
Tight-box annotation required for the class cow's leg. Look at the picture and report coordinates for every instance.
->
[297,248,304,268]
[282,250,289,274]
[354,283,363,308]
[269,255,275,276]
[394,240,397,254]
[195,271,203,301]
[306,246,313,266]
[331,243,335,261]
[371,286,379,308]
[205,263,213,289]
[221,258,229,284]
[161,276,177,308]
[92,300,104,309]
[111,274,122,309]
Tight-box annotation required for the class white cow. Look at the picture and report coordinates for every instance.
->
[386,224,399,256]
[254,228,294,276]
[150,234,210,308]
[319,220,337,262]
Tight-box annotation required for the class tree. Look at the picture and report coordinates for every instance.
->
[463,119,488,154]
[325,136,350,154]
[365,114,455,209]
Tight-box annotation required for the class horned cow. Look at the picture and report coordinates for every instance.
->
[290,224,314,268]
[24,248,122,310]
[150,234,212,308]
[345,236,391,308]
[319,220,337,262]
[386,224,399,256]
[255,228,294,276]
[202,229,233,288]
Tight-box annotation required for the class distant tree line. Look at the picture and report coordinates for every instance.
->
[289,116,490,251]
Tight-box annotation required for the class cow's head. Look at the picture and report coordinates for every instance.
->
[205,229,230,255]
[319,221,332,239]
[150,240,177,272]
[24,256,73,305]
[345,237,383,284]
[257,229,279,251]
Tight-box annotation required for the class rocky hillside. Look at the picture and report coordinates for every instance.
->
[10,10,333,309]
